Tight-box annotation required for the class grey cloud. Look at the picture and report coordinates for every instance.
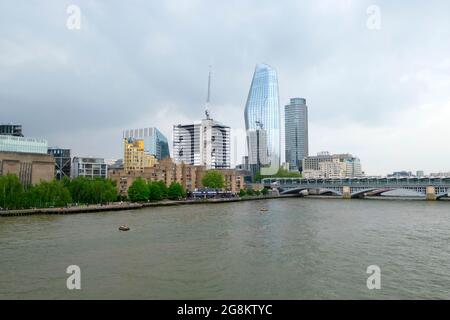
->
[1,0,450,173]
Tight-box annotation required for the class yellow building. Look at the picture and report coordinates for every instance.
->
[123,138,158,172]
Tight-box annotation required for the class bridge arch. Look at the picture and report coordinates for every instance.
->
[318,188,343,196]
[280,187,309,195]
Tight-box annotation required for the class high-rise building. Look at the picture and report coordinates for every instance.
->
[71,157,108,179]
[123,138,158,172]
[0,124,23,137]
[123,127,170,160]
[47,147,71,180]
[285,98,308,171]
[173,117,230,169]
[244,63,281,177]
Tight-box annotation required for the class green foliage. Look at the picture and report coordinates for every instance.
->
[261,188,269,195]
[0,174,24,209]
[246,188,255,196]
[65,177,117,204]
[254,189,261,196]
[255,168,301,182]
[239,189,247,197]
[25,180,72,208]
[148,181,163,201]
[202,170,225,189]
[128,178,149,202]
[167,182,185,200]
[155,180,168,198]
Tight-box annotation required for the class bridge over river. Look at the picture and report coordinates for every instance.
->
[262,177,450,200]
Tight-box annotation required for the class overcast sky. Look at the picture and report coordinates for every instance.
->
[1,0,450,175]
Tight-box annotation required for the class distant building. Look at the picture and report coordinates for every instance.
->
[123,138,158,172]
[108,157,246,196]
[173,117,230,169]
[0,151,54,186]
[416,170,425,177]
[123,127,170,161]
[105,159,122,168]
[0,135,48,154]
[0,124,23,137]
[302,151,333,171]
[216,169,247,193]
[247,125,269,178]
[47,147,71,180]
[109,157,204,195]
[303,152,362,178]
[71,157,108,179]
[285,98,308,171]
[387,171,413,178]
[429,172,450,178]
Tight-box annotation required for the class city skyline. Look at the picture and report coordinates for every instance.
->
[2,1,450,175]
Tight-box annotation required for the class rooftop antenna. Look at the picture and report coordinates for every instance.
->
[205,65,211,120]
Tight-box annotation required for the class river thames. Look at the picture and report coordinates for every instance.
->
[1,198,449,299]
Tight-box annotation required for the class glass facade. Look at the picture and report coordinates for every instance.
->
[244,63,281,170]
[0,135,48,154]
[123,127,170,160]
[285,98,308,171]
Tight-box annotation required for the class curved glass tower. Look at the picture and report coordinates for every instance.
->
[244,63,280,175]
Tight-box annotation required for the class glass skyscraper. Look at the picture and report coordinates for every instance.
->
[244,63,281,176]
[123,127,170,161]
[285,98,309,171]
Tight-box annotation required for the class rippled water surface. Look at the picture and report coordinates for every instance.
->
[1,198,450,299]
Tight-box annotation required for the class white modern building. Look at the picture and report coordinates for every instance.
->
[71,157,108,179]
[173,115,230,169]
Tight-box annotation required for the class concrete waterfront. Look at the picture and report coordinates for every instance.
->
[0,194,299,217]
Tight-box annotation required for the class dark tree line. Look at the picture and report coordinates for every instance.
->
[127,178,186,202]
[0,174,118,210]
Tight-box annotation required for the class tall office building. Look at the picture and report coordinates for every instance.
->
[123,127,170,160]
[173,116,230,169]
[244,63,281,177]
[285,98,309,171]
[47,147,71,180]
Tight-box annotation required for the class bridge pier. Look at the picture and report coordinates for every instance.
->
[342,186,351,199]
[426,186,437,201]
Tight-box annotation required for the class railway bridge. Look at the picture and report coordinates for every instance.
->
[262,177,450,200]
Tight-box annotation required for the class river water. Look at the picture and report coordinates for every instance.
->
[1,198,450,299]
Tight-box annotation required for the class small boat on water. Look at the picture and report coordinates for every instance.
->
[260,208,268,212]
[118,225,130,231]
